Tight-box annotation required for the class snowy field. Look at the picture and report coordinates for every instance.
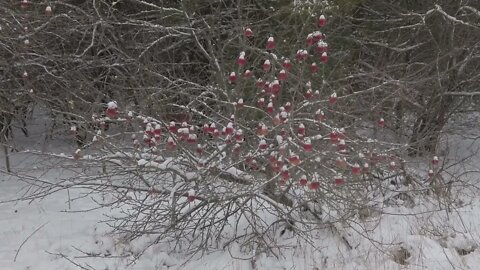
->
[1,112,480,270]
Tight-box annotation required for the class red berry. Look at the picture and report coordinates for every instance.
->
[351,164,361,175]
[321,52,328,63]
[244,27,253,37]
[229,72,237,82]
[45,6,53,16]
[278,69,287,81]
[263,60,271,72]
[334,175,344,186]
[266,37,275,50]
[299,175,308,186]
[318,15,326,27]
[283,59,292,71]
[309,181,320,190]
[329,92,337,104]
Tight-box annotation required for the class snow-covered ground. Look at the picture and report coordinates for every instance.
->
[1,111,480,270]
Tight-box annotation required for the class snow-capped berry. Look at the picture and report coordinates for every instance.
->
[363,162,370,172]
[312,31,323,42]
[310,63,319,73]
[143,133,152,145]
[279,111,288,122]
[389,161,396,171]
[45,6,53,16]
[269,152,278,164]
[257,98,265,108]
[244,27,253,37]
[330,130,339,144]
[22,71,28,79]
[309,181,320,190]
[263,59,271,72]
[145,124,154,136]
[266,36,275,50]
[303,138,313,152]
[106,101,118,118]
[270,80,280,95]
[316,41,328,54]
[289,154,300,166]
[259,139,268,151]
[295,49,308,61]
[237,51,246,66]
[225,122,234,135]
[187,189,196,202]
[107,101,118,109]
[306,33,314,46]
[278,69,287,81]
[243,69,253,78]
[196,144,203,156]
[315,109,326,121]
[20,0,30,9]
[334,175,344,186]
[352,163,361,175]
[208,123,216,133]
[281,165,289,180]
[318,15,326,27]
[283,59,292,70]
[321,52,328,63]
[236,98,244,109]
[378,118,385,128]
[298,123,306,136]
[229,72,237,82]
[168,121,177,133]
[235,129,244,143]
[257,124,268,136]
[432,156,439,165]
[329,92,337,105]
[428,169,434,178]
[304,89,314,100]
[256,78,265,89]
[166,136,176,150]
[299,175,308,186]
[202,124,210,134]
[266,102,274,114]
[70,125,77,134]
[187,133,197,144]
[24,39,30,46]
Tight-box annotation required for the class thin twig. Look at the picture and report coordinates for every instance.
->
[14,221,49,262]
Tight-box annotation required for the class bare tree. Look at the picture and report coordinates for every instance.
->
[341,0,480,155]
